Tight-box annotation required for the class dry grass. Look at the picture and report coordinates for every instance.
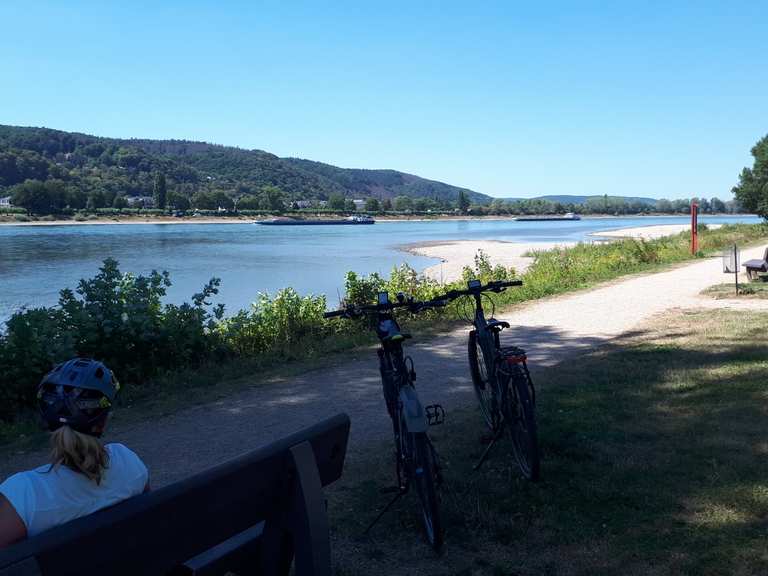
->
[329,309,768,575]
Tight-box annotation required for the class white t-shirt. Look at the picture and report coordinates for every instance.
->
[0,443,148,537]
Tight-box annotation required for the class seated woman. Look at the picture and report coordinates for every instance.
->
[0,358,149,548]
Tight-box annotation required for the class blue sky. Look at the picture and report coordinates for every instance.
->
[1,1,765,199]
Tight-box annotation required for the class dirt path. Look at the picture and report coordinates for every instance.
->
[3,245,767,486]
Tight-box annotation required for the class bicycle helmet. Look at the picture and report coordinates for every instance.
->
[36,358,120,436]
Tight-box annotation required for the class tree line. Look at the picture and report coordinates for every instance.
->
[4,177,742,217]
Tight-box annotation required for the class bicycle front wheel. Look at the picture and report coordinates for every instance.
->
[409,432,444,550]
[504,365,540,481]
[468,330,495,430]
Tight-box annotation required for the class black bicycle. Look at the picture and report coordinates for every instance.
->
[324,291,447,549]
[440,279,540,480]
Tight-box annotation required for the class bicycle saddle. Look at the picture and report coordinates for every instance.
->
[486,319,510,331]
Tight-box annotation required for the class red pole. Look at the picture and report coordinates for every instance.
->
[690,201,699,254]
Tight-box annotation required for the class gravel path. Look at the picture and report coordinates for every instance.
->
[3,244,767,486]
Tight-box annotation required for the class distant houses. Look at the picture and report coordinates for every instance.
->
[126,196,155,208]
[0,196,12,207]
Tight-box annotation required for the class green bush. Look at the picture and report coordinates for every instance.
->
[220,288,328,359]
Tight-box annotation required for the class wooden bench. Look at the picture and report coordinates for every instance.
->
[743,247,768,281]
[0,413,350,576]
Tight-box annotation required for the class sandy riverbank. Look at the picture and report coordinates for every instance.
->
[404,240,576,282]
[405,223,711,282]
[590,223,722,239]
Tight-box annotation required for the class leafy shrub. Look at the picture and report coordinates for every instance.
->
[220,288,328,359]
[0,259,224,419]
[461,250,514,284]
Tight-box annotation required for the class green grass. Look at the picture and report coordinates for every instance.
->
[330,309,768,575]
[703,281,768,299]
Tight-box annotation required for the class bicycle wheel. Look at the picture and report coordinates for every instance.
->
[503,365,540,481]
[468,330,496,430]
[408,431,444,550]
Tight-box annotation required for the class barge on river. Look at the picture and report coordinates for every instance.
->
[256,215,375,226]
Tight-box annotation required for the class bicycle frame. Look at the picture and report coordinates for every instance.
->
[375,310,429,488]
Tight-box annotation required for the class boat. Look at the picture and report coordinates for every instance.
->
[256,215,375,226]
[515,212,581,221]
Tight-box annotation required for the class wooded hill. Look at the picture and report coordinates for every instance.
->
[0,125,489,204]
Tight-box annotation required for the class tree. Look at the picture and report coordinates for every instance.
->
[344,198,357,211]
[710,197,726,213]
[394,196,413,212]
[10,179,67,214]
[260,185,285,212]
[328,194,345,211]
[457,190,470,212]
[192,191,217,210]
[236,195,261,210]
[153,173,167,210]
[733,135,768,218]
[382,198,393,212]
[213,191,234,210]
[365,198,381,212]
[655,199,672,213]
[167,192,190,211]
[87,190,106,210]
[112,195,129,209]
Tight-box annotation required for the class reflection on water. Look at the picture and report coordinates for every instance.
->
[0,216,759,321]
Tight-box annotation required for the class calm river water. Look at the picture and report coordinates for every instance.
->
[0,215,759,321]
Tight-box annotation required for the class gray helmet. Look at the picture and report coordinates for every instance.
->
[37,358,120,435]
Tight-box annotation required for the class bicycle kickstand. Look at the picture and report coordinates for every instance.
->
[472,424,505,472]
[363,486,406,537]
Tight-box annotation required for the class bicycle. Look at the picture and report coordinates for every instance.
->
[439,279,540,481]
[323,291,447,550]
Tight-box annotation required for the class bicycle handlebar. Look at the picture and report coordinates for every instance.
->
[323,297,447,320]
[438,279,523,301]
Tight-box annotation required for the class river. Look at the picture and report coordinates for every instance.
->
[0,215,760,321]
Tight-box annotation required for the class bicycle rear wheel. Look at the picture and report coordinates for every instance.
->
[503,365,540,481]
[408,432,444,550]
[468,330,495,430]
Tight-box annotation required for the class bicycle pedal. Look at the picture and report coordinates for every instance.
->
[425,404,445,426]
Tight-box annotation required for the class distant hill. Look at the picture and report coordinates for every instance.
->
[497,194,657,205]
[0,125,490,204]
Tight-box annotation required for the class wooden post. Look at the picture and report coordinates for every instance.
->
[690,202,699,254]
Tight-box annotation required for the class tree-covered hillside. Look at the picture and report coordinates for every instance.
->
[0,125,489,205]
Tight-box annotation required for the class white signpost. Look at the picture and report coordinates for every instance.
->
[722,244,741,294]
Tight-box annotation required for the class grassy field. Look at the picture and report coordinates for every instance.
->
[329,309,768,575]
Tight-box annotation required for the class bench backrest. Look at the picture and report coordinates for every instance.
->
[0,413,350,576]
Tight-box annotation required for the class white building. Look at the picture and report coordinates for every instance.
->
[0,196,12,207]
[352,199,366,211]
[126,196,155,208]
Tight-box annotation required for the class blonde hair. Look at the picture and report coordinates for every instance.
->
[50,426,110,484]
